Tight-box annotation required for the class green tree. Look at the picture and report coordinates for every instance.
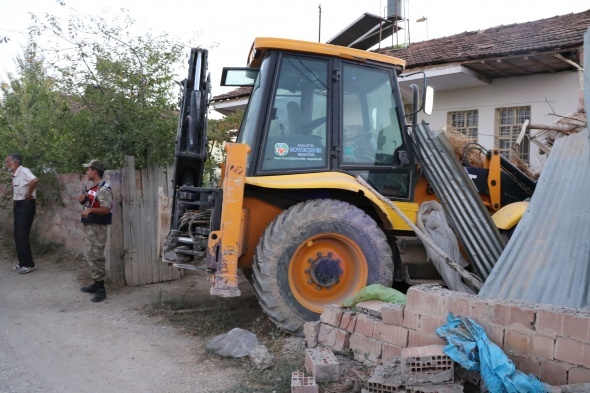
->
[204,109,244,185]
[31,10,189,170]
[0,41,65,204]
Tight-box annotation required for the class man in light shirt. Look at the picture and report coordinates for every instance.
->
[5,154,38,274]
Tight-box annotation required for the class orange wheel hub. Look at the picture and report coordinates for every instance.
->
[288,233,368,313]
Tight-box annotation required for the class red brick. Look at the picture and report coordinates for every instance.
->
[402,311,419,330]
[539,359,569,386]
[484,324,504,347]
[382,343,403,362]
[563,313,590,342]
[291,371,318,393]
[491,302,535,332]
[373,321,408,347]
[332,329,351,351]
[339,311,357,333]
[349,333,382,364]
[584,343,590,368]
[444,294,474,319]
[354,313,378,337]
[319,325,351,351]
[356,300,387,318]
[304,348,340,383]
[407,330,445,347]
[320,304,343,326]
[511,355,539,377]
[503,329,532,357]
[536,309,564,337]
[406,286,446,317]
[470,297,495,322]
[555,337,585,366]
[418,315,447,335]
[568,367,590,384]
[381,303,405,326]
[533,335,555,360]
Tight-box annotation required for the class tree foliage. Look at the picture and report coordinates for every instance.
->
[204,109,244,185]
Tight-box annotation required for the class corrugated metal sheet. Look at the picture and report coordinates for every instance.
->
[479,129,590,310]
[414,122,505,280]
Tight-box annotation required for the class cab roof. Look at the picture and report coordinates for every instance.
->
[248,37,406,69]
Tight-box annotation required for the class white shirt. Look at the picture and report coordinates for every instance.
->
[12,166,37,201]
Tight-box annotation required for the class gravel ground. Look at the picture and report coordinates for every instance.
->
[0,254,241,393]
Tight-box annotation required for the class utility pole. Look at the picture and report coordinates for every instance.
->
[318,4,322,43]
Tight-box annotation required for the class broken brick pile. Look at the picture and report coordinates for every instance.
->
[304,284,590,387]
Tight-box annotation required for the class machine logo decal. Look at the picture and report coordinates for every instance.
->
[274,143,289,156]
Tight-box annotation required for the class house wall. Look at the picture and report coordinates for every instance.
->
[421,70,581,171]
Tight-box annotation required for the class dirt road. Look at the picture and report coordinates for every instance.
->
[0,254,241,393]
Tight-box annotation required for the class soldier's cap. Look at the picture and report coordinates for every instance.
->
[83,159,105,172]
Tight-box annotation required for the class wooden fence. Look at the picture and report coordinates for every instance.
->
[120,156,182,285]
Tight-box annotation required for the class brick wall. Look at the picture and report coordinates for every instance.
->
[314,285,590,386]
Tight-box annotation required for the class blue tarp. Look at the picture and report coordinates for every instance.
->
[436,313,546,393]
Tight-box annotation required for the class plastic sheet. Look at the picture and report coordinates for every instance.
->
[436,313,545,393]
[417,201,476,294]
[342,284,406,308]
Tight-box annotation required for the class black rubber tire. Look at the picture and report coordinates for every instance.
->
[252,199,394,335]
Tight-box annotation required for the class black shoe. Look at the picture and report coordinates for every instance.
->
[81,282,98,293]
[91,281,106,302]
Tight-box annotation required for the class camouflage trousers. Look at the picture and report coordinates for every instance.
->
[82,224,108,281]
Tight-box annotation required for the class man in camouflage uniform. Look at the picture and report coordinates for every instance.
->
[78,159,113,302]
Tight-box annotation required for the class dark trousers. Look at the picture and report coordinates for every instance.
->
[13,199,36,268]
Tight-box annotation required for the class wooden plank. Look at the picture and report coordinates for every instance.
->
[105,170,125,284]
[134,168,146,285]
[122,156,136,285]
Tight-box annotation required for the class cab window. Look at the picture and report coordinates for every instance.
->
[260,55,329,172]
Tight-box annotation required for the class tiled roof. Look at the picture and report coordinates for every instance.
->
[378,9,590,68]
[211,86,252,102]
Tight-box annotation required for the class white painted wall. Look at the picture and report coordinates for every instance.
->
[419,70,581,170]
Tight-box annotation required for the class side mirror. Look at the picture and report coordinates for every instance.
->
[424,86,434,115]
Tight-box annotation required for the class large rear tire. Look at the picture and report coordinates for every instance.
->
[252,199,394,334]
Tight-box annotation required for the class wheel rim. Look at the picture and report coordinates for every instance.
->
[288,233,369,314]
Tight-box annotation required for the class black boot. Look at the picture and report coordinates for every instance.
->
[80,281,98,293]
[91,281,107,302]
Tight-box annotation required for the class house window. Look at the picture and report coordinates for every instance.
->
[448,110,478,139]
[495,106,530,162]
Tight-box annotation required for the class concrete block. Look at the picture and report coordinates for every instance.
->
[443,290,475,319]
[533,335,555,360]
[373,321,408,347]
[381,303,405,326]
[584,343,590,368]
[350,333,382,365]
[304,321,320,348]
[401,345,453,385]
[408,330,446,347]
[304,347,340,383]
[291,371,318,393]
[568,367,590,384]
[503,329,533,357]
[317,323,333,346]
[320,304,343,327]
[320,326,350,352]
[340,310,357,333]
[483,324,504,348]
[355,313,379,337]
[555,337,584,366]
[367,362,404,392]
[539,359,569,386]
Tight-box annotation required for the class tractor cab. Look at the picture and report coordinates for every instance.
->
[222,38,417,201]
